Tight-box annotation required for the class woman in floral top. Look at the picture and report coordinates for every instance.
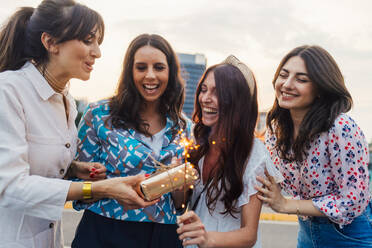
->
[72,34,192,248]
[255,45,372,247]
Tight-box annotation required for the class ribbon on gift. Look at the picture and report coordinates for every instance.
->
[139,158,199,201]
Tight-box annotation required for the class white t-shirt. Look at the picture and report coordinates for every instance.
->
[139,127,166,156]
[189,138,284,248]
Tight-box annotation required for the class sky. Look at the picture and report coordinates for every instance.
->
[1,0,372,142]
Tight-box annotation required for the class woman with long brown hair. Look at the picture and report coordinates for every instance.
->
[176,56,282,248]
[71,33,192,248]
[256,45,372,247]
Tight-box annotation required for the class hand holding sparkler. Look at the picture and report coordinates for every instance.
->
[177,210,212,248]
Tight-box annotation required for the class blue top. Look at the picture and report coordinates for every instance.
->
[73,100,192,224]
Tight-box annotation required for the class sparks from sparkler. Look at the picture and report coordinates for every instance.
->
[146,129,199,214]
[174,129,201,212]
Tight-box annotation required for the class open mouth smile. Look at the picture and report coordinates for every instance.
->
[281,91,297,97]
[202,107,218,115]
[143,84,159,90]
[85,62,94,71]
[142,84,161,94]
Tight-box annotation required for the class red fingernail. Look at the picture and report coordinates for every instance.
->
[145,174,150,177]
[91,168,96,172]
[89,173,95,178]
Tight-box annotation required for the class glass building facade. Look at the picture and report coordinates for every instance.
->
[178,53,207,118]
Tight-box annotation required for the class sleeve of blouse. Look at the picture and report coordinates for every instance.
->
[75,104,101,163]
[73,104,102,211]
[237,140,284,207]
[312,115,370,225]
[0,83,70,221]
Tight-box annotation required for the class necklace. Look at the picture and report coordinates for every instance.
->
[35,63,66,93]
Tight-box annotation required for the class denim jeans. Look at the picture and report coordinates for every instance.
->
[297,202,372,248]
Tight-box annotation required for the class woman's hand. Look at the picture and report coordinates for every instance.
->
[255,169,288,213]
[94,174,158,209]
[176,211,212,248]
[67,160,106,180]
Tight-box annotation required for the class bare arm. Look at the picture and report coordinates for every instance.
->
[255,171,324,216]
[66,174,158,209]
[177,193,262,248]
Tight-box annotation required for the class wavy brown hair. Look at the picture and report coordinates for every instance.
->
[108,34,186,135]
[266,45,352,162]
[190,63,258,217]
[0,0,104,72]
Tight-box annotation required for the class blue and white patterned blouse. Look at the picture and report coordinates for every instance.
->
[73,100,192,224]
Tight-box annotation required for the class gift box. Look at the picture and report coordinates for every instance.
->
[139,162,198,201]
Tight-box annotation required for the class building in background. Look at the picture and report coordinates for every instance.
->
[178,53,207,118]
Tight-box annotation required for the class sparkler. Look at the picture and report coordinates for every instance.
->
[173,132,221,212]
[140,129,199,211]
[174,129,200,213]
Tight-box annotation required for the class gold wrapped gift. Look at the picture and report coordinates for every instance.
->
[139,162,199,201]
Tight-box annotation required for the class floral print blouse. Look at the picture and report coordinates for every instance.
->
[265,113,370,225]
[73,100,192,224]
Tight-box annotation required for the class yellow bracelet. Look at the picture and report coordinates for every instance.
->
[82,182,92,200]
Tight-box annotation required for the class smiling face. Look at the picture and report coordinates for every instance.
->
[132,45,169,105]
[53,29,102,82]
[198,72,219,129]
[275,56,317,117]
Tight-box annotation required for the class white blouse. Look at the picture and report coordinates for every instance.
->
[189,138,283,248]
[0,62,77,248]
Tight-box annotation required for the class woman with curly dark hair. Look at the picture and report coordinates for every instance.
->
[256,45,372,247]
[72,34,192,248]
[176,55,282,248]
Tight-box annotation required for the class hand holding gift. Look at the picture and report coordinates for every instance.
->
[138,160,199,201]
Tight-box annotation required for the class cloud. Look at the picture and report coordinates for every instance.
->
[1,0,372,140]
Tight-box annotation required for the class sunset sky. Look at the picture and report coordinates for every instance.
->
[1,0,372,141]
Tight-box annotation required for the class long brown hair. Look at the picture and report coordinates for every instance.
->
[0,0,104,72]
[266,45,352,162]
[109,34,186,135]
[190,63,258,217]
